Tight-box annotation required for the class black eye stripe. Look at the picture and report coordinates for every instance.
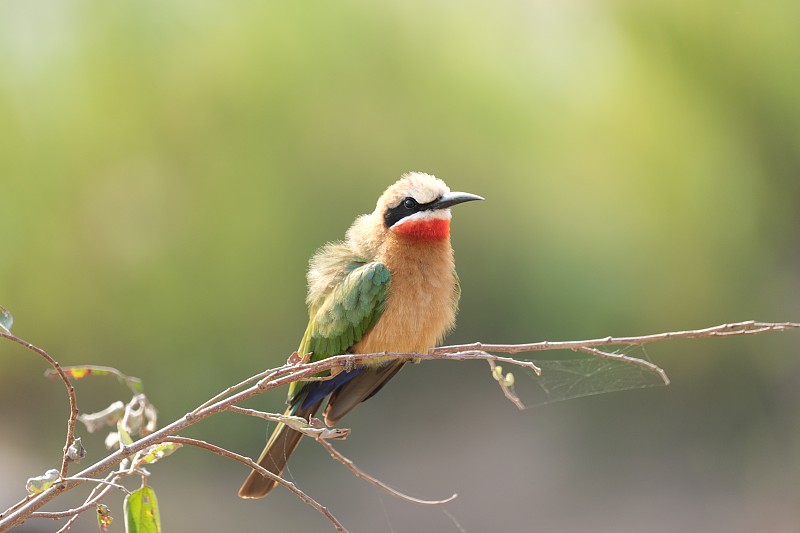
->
[384,196,437,228]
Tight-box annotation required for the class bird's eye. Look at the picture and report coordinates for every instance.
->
[383,197,423,227]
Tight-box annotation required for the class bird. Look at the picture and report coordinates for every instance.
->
[238,171,483,498]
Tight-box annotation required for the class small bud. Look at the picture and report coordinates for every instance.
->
[503,372,515,388]
[492,365,504,381]
[66,437,86,463]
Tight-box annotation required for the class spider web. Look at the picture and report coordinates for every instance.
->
[519,345,667,406]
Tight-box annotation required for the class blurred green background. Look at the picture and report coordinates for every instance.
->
[2,1,799,531]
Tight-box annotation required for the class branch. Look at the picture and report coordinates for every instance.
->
[49,477,129,496]
[432,320,800,355]
[53,469,126,532]
[2,320,799,532]
[231,406,455,503]
[165,436,347,532]
[316,439,458,506]
[31,481,126,519]
[194,366,287,412]
[576,346,671,385]
[0,331,79,479]
[227,406,351,440]
[487,359,525,409]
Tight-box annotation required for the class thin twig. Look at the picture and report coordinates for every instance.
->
[0,496,35,522]
[56,506,94,533]
[432,321,800,354]
[194,364,334,414]
[227,406,351,440]
[226,405,290,424]
[316,439,458,506]
[486,359,526,410]
[0,332,79,479]
[165,436,347,532]
[193,366,288,413]
[442,508,469,533]
[576,346,671,385]
[33,486,120,519]
[58,469,126,532]
[30,470,123,531]
[61,477,129,495]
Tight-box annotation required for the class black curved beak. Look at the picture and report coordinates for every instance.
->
[425,192,484,211]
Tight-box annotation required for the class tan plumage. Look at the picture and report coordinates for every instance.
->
[354,235,457,356]
[239,172,481,498]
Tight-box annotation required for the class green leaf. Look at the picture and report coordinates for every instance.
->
[25,468,60,495]
[124,485,161,533]
[96,504,113,532]
[44,365,144,394]
[123,375,145,395]
[135,442,182,466]
[117,420,134,447]
[0,305,12,332]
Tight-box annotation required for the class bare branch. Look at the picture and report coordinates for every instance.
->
[487,359,526,410]
[0,496,35,524]
[60,477,129,495]
[226,405,291,424]
[432,321,800,355]
[24,469,125,533]
[231,405,456,503]
[54,470,125,532]
[227,406,351,440]
[0,332,79,479]
[165,436,347,532]
[316,439,458,506]
[193,366,288,413]
[576,346,670,385]
[3,320,799,531]
[32,482,126,519]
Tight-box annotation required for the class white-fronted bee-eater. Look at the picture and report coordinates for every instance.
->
[239,172,483,498]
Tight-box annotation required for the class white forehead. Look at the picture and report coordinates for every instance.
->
[379,172,451,209]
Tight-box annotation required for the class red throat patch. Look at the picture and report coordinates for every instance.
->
[393,218,451,241]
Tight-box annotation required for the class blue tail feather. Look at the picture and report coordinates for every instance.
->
[301,367,365,410]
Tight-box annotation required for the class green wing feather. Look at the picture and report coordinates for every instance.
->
[288,261,390,401]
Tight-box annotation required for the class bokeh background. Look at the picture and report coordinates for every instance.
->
[2,1,799,531]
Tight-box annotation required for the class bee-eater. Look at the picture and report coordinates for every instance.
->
[238,172,482,498]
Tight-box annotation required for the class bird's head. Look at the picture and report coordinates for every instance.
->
[376,172,483,241]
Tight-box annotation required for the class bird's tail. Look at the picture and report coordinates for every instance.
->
[238,400,318,499]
